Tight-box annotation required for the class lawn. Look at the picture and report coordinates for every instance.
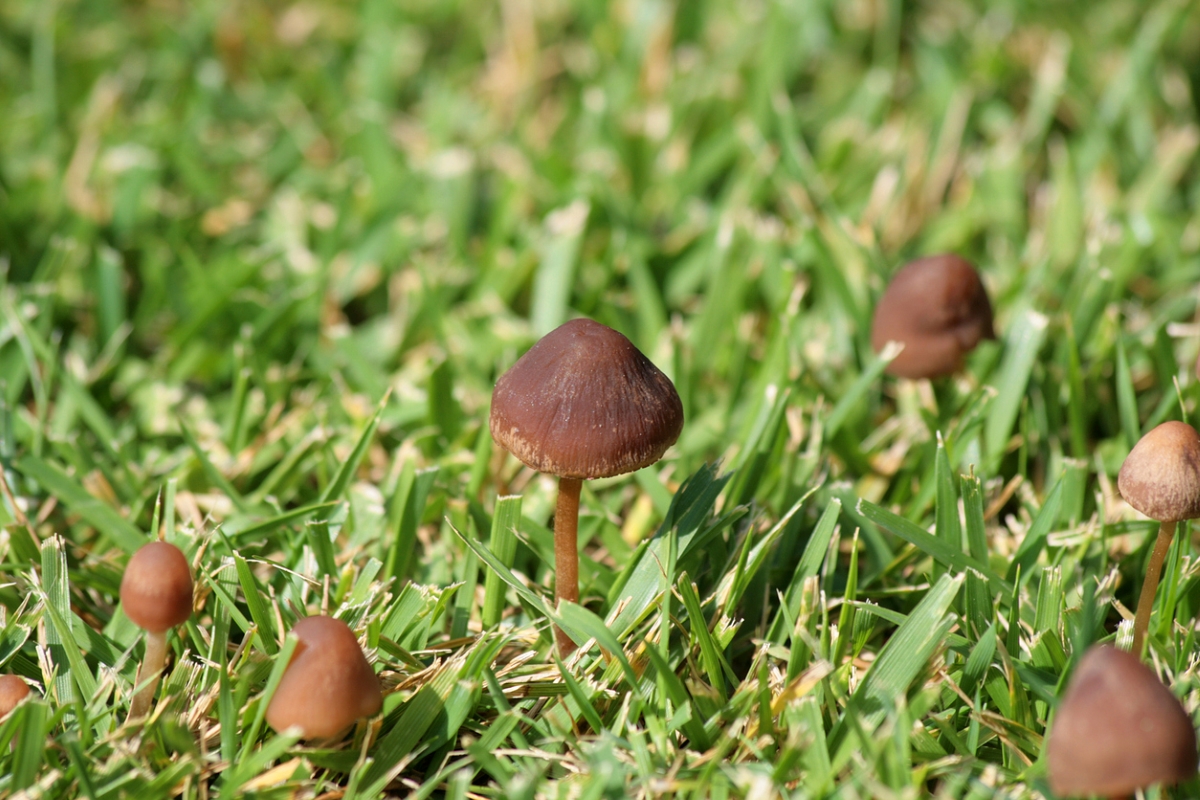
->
[2,0,1200,797]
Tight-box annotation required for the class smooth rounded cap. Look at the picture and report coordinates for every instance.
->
[1118,421,1200,523]
[266,615,383,739]
[120,542,194,634]
[1047,645,1198,797]
[490,318,684,479]
[870,254,995,379]
[0,675,30,718]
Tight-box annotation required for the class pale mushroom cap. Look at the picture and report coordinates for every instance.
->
[120,542,194,634]
[490,318,684,480]
[1118,421,1200,523]
[870,254,995,380]
[1047,645,1198,797]
[265,615,383,739]
[0,675,30,718]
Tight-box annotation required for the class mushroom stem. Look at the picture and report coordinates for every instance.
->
[553,477,582,655]
[128,630,169,721]
[1131,520,1176,657]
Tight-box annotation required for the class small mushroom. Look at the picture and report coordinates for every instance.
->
[266,615,382,740]
[870,254,995,380]
[490,318,684,654]
[1117,420,1200,656]
[1047,644,1197,797]
[0,675,31,749]
[120,541,194,721]
[0,675,30,720]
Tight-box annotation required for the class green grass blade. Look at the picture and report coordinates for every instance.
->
[233,552,278,655]
[320,391,390,504]
[934,434,962,578]
[826,341,901,438]
[531,200,589,335]
[984,309,1049,473]
[678,576,728,703]
[1006,475,1065,582]
[1114,336,1141,450]
[16,456,143,553]
[829,573,963,763]
[553,653,605,733]
[224,500,341,541]
[483,495,522,628]
[857,497,1010,600]
[41,535,97,702]
[178,416,252,514]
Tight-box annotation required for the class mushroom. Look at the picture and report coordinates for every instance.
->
[0,675,30,720]
[490,318,684,654]
[1047,644,1197,797]
[266,615,382,739]
[120,541,194,721]
[0,675,31,749]
[1117,420,1200,656]
[870,254,995,380]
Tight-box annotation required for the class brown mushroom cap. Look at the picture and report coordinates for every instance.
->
[490,318,684,479]
[1047,645,1198,797]
[265,615,383,739]
[120,542,194,634]
[1118,421,1200,523]
[870,254,995,380]
[0,675,30,718]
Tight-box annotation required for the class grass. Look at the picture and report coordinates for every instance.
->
[2,0,1200,796]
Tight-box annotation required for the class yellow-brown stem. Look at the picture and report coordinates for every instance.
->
[554,477,582,656]
[128,629,168,721]
[1131,520,1176,658]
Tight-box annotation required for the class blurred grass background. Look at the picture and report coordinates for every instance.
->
[3,0,1200,796]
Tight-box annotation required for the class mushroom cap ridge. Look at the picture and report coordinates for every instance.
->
[1047,645,1198,797]
[870,254,995,380]
[120,541,194,634]
[490,318,684,479]
[1118,420,1200,523]
[265,615,383,739]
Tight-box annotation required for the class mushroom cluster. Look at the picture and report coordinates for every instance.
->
[116,545,382,739]
[68,251,1200,796]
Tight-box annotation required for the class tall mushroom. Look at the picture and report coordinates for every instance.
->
[266,615,382,739]
[1117,420,1200,656]
[870,254,995,380]
[1047,644,1197,797]
[490,318,684,654]
[121,541,194,721]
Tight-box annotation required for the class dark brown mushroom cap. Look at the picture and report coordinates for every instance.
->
[490,318,684,480]
[0,675,30,718]
[1047,645,1198,797]
[870,254,995,379]
[1118,421,1200,523]
[265,615,383,739]
[120,542,194,634]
